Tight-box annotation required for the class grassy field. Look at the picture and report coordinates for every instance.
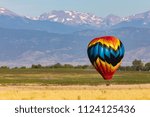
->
[0,68,150,100]
[0,68,150,85]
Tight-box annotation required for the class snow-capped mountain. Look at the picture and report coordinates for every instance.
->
[39,10,104,27]
[0,7,18,16]
[127,10,150,21]
[113,10,150,28]
[0,8,86,34]
[39,10,150,28]
[104,14,122,26]
[2,7,150,28]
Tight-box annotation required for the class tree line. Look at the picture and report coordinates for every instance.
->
[119,59,150,71]
[0,59,150,71]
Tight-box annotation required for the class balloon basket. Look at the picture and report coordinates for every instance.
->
[106,81,111,86]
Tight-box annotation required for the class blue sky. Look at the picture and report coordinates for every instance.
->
[0,0,150,17]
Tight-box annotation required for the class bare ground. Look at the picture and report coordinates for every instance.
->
[0,84,150,100]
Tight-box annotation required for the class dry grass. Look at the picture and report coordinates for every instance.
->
[0,84,150,100]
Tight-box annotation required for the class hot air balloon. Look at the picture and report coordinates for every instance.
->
[87,36,125,80]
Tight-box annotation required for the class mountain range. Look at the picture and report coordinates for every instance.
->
[0,7,150,67]
[38,10,150,28]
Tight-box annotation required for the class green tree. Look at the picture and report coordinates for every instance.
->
[63,64,73,68]
[20,66,26,69]
[145,62,150,71]
[51,63,62,68]
[31,64,42,69]
[0,66,9,69]
[81,65,89,69]
[132,59,144,71]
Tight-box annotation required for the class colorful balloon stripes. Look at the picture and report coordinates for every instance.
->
[87,36,125,80]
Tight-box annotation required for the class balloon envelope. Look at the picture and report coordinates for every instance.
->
[87,36,125,80]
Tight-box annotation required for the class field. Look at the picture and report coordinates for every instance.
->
[0,68,150,100]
